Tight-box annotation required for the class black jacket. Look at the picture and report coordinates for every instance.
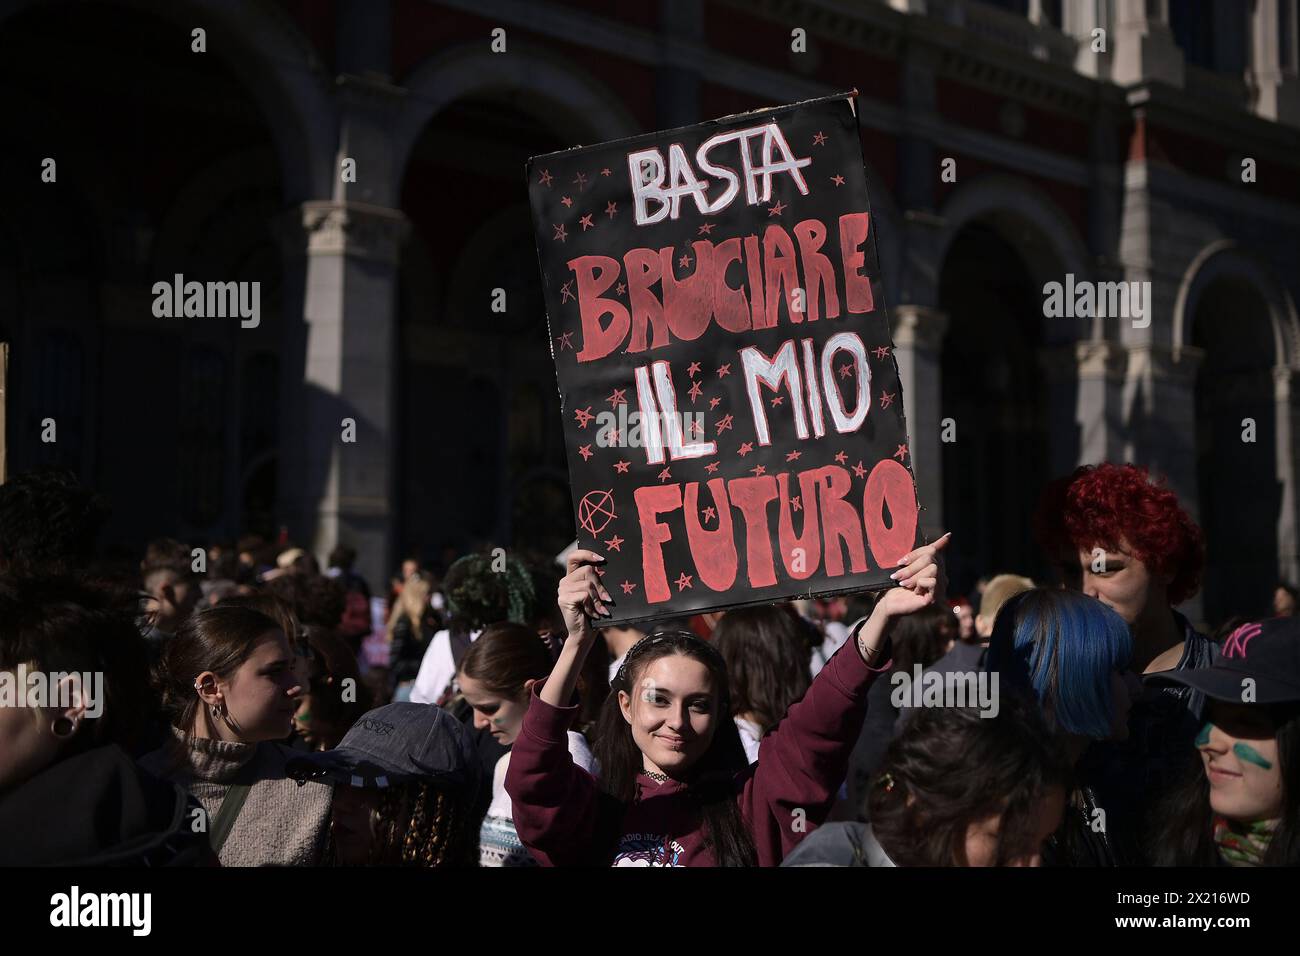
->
[0,744,216,866]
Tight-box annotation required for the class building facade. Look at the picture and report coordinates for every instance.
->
[1,0,1297,626]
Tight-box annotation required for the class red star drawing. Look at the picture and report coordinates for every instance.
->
[538,169,553,186]
[608,428,620,444]
[701,506,717,523]
[605,201,618,219]
[873,346,891,359]
[614,460,630,474]
[785,450,802,462]
[574,406,594,428]
[578,444,593,461]
[716,413,734,434]
[688,419,705,438]
[831,175,845,186]
[704,461,720,474]
[880,392,896,409]
[717,363,731,378]
[675,572,693,591]
[553,224,567,242]
[605,534,624,552]
[698,222,716,235]
[791,496,802,512]
[834,451,848,465]
[621,580,637,594]
[770,395,784,407]
[560,280,575,303]
[580,214,595,231]
[813,131,827,146]
[678,254,692,269]
[738,442,754,457]
[709,396,721,410]
[616,282,627,295]
[573,172,588,191]
[607,388,627,408]
[838,364,853,379]
[560,196,573,208]
[852,461,868,479]
[894,444,909,462]
[687,361,702,377]
[556,331,574,351]
[688,381,703,402]
[768,199,786,217]
[750,465,767,477]
[601,167,612,177]
[658,467,672,482]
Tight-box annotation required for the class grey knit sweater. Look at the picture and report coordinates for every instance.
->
[140,728,333,867]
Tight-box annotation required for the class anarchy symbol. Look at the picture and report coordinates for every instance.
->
[578,489,616,536]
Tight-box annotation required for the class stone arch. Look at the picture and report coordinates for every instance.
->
[0,0,337,201]
[1173,239,1300,368]
[392,40,641,197]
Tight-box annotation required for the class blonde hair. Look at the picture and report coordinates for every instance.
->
[978,574,1035,624]
[387,572,433,633]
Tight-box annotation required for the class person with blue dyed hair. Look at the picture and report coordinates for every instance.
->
[985,588,1143,865]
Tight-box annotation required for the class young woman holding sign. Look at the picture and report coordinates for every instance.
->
[504,533,950,866]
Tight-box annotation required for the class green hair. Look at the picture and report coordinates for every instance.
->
[443,552,536,629]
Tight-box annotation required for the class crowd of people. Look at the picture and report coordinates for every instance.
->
[0,462,1296,867]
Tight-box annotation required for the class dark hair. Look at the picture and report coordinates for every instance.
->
[328,545,357,571]
[298,624,370,748]
[328,781,478,867]
[1149,704,1300,865]
[712,605,811,736]
[154,604,285,734]
[217,591,303,655]
[458,622,553,699]
[595,629,756,866]
[265,573,346,629]
[0,469,108,574]
[888,603,956,676]
[869,693,1071,865]
[0,573,155,757]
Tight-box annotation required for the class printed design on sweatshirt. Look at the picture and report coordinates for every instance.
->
[612,833,686,867]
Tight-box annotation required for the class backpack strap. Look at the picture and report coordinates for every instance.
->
[208,778,254,857]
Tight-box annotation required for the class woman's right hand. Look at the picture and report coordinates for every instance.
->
[558,549,611,636]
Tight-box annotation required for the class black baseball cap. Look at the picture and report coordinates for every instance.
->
[1147,617,1300,706]
[287,703,481,790]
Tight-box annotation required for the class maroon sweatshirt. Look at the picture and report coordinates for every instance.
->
[504,635,888,866]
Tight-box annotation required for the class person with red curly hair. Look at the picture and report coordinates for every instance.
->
[1034,462,1218,865]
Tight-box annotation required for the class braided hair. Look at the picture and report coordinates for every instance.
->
[326,781,479,867]
[595,628,757,866]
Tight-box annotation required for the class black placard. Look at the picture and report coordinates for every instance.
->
[529,93,920,626]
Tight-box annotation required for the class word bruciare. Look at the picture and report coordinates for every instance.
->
[633,459,917,603]
[568,213,876,362]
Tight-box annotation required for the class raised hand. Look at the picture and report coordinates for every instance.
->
[875,532,951,619]
[557,549,611,636]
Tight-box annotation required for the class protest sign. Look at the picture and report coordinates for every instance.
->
[529,93,919,626]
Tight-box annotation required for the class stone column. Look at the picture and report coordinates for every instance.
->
[891,304,948,543]
[1251,0,1300,126]
[1110,0,1185,88]
[278,200,409,591]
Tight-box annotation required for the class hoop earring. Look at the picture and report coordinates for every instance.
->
[51,716,77,739]
[211,703,222,720]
